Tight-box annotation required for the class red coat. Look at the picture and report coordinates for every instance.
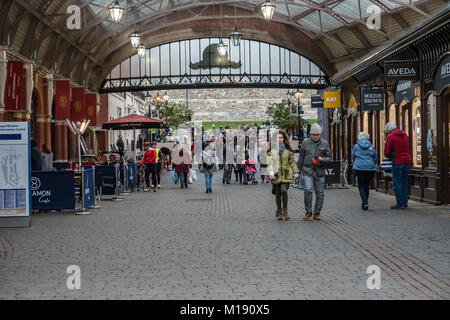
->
[384,129,411,165]
[174,148,191,173]
[141,149,157,165]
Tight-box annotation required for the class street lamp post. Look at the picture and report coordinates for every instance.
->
[294,90,303,142]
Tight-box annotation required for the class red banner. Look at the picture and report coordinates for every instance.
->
[54,80,71,120]
[84,93,97,126]
[71,87,85,122]
[4,61,24,111]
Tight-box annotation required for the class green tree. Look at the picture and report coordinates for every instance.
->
[149,101,193,129]
[266,99,300,130]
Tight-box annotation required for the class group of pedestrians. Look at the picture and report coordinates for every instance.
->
[139,142,163,192]
[30,139,54,171]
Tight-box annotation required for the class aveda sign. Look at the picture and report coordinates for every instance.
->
[385,62,419,80]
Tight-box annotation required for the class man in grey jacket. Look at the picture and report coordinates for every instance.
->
[297,123,331,221]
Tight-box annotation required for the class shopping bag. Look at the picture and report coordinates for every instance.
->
[191,169,198,181]
[187,174,193,184]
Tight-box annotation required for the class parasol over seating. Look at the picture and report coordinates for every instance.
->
[101,114,168,130]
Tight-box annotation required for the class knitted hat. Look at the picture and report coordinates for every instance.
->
[310,123,322,135]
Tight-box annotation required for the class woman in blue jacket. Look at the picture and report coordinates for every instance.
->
[352,132,378,210]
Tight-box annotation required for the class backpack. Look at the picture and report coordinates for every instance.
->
[202,151,215,169]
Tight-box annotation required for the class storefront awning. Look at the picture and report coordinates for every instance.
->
[101,114,168,130]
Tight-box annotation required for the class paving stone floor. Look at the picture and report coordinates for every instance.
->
[0,171,449,300]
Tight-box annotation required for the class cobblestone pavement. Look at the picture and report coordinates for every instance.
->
[0,171,449,300]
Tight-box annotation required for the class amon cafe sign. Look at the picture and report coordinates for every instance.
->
[385,61,419,81]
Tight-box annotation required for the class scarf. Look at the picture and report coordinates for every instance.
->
[278,143,285,155]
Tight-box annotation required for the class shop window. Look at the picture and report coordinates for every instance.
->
[363,111,369,133]
[412,98,421,167]
[399,100,407,131]
[389,104,396,124]
[427,94,438,168]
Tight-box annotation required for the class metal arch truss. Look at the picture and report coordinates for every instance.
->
[98,38,329,92]
[99,73,329,93]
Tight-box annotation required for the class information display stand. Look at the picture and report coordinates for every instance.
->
[0,122,31,228]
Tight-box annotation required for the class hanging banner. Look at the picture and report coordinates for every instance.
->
[434,54,450,95]
[71,87,85,122]
[362,89,384,111]
[324,91,340,108]
[0,122,30,219]
[54,80,71,120]
[4,61,24,111]
[311,95,323,108]
[385,62,419,81]
[348,94,358,109]
[85,93,97,126]
[395,81,414,105]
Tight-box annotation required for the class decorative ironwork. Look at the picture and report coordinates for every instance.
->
[100,38,329,93]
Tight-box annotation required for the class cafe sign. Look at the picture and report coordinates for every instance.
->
[324,91,341,108]
[434,54,450,95]
[395,81,414,105]
[385,62,419,80]
[362,89,384,111]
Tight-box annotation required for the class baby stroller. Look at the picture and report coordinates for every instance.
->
[245,160,258,185]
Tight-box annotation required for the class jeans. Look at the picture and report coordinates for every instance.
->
[392,164,410,207]
[179,172,188,187]
[303,171,325,214]
[356,170,374,207]
[205,174,213,190]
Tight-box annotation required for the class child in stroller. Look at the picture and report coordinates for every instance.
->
[245,159,258,184]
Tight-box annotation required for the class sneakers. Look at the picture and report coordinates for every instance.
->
[303,212,312,220]
[313,213,321,221]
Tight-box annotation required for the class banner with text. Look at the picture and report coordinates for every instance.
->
[395,81,414,105]
[434,54,450,95]
[4,61,24,111]
[55,80,71,120]
[311,95,323,108]
[71,87,85,122]
[385,62,419,81]
[324,91,341,108]
[84,93,97,126]
[31,171,75,210]
[362,89,384,111]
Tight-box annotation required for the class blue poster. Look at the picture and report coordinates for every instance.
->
[128,163,136,189]
[31,171,75,210]
[83,168,95,209]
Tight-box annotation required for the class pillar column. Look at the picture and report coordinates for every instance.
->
[0,49,7,121]
[54,121,68,161]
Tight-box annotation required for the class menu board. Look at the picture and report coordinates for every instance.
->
[0,122,30,217]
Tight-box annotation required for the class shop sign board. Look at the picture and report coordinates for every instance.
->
[324,91,340,108]
[385,62,419,80]
[362,89,384,111]
[0,122,31,217]
[395,81,414,105]
[311,95,323,108]
[434,54,450,95]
